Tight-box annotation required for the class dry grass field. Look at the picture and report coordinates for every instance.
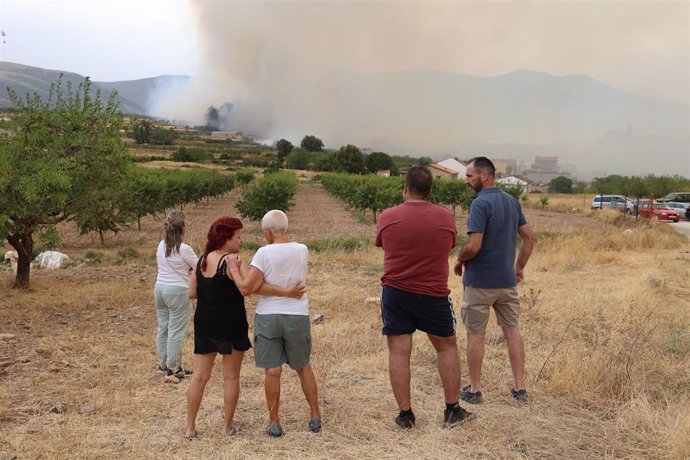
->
[1,185,689,459]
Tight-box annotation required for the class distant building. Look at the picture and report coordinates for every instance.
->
[428,163,459,180]
[523,170,570,186]
[210,131,245,141]
[531,155,559,172]
[497,175,534,194]
[492,159,510,179]
[437,158,466,178]
[376,169,391,177]
[523,155,570,185]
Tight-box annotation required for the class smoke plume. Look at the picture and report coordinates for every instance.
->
[150,1,689,175]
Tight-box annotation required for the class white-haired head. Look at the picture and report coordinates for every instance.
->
[261,210,289,234]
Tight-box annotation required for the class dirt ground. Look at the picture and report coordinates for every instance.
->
[1,185,688,459]
[40,184,605,261]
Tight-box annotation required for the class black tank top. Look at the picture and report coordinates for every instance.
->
[194,256,248,341]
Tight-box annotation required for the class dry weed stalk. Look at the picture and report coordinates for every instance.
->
[520,287,542,319]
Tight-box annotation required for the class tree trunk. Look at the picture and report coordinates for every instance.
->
[99,229,105,246]
[7,232,33,289]
[137,216,142,232]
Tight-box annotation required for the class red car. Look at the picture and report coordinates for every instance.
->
[637,201,680,222]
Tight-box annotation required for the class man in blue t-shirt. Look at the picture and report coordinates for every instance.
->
[454,157,536,404]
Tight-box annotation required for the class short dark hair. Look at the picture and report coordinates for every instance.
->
[406,166,433,198]
[468,156,495,177]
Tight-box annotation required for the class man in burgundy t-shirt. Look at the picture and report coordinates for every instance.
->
[375,166,473,430]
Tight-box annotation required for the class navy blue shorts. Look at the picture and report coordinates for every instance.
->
[381,285,456,337]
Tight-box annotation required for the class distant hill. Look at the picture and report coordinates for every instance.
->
[0,62,188,115]
[321,68,689,145]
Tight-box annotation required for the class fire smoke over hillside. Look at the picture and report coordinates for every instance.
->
[150,1,689,175]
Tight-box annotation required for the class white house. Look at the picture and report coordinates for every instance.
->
[437,158,466,179]
[497,175,533,194]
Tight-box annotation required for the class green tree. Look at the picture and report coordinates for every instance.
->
[335,144,366,174]
[365,151,396,174]
[498,184,524,200]
[286,149,311,170]
[548,175,573,193]
[129,118,152,143]
[300,135,324,152]
[275,139,294,167]
[0,76,131,288]
[236,172,298,220]
[150,126,177,145]
[235,168,256,186]
[572,180,589,194]
[418,157,433,166]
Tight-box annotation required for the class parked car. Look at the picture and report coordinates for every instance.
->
[659,192,690,204]
[591,195,636,214]
[665,201,690,220]
[637,201,680,222]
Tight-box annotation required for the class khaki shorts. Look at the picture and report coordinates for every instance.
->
[254,314,311,370]
[461,285,520,334]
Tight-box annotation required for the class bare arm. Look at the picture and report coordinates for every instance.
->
[256,281,305,298]
[188,271,198,299]
[454,232,484,276]
[227,260,305,298]
[227,261,264,296]
[515,224,536,282]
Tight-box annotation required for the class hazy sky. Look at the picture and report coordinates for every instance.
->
[1,0,688,103]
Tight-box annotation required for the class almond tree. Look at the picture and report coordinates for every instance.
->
[0,76,130,288]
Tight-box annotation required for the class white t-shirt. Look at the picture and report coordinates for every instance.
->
[251,242,309,316]
[155,240,198,288]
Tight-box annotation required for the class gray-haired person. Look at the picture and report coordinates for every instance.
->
[154,211,199,383]
[228,210,321,437]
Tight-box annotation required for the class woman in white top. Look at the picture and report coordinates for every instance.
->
[154,211,199,383]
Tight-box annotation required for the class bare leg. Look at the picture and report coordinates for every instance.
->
[387,334,413,410]
[502,326,526,390]
[264,366,282,426]
[466,332,485,393]
[427,334,461,403]
[185,353,216,437]
[295,364,321,419]
[221,350,245,434]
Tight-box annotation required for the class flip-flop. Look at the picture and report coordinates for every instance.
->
[183,431,198,441]
[221,426,239,437]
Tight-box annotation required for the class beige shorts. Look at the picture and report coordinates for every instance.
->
[461,285,520,334]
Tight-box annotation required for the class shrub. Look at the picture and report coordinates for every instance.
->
[116,247,139,264]
[172,147,210,162]
[236,171,298,221]
[83,249,104,265]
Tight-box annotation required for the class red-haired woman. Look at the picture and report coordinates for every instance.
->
[184,216,304,439]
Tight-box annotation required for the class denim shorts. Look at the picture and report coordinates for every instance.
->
[381,285,456,337]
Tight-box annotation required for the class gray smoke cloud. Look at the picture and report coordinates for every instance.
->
[150,1,689,175]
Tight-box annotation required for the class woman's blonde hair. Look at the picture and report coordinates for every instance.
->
[163,211,187,257]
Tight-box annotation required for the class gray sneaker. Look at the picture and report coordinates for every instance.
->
[511,388,529,403]
[460,385,484,404]
[267,424,284,438]
[308,418,322,433]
